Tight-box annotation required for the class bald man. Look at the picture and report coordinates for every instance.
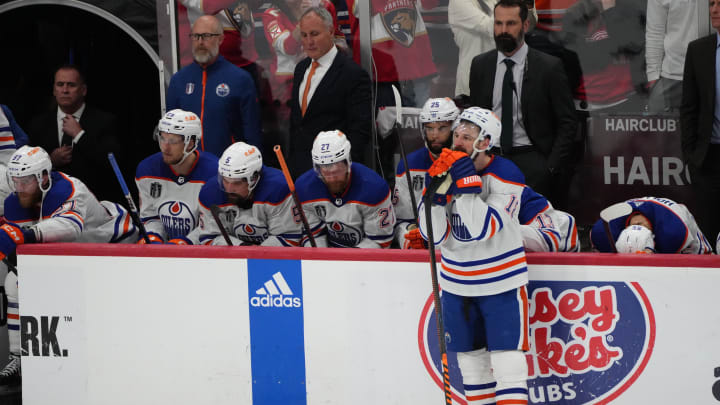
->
[167,15,262,157]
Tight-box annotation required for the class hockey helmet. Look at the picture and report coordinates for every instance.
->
[453,107,502,158]
[311,130,352,176]
[218,142,263,192]
[157,109,202,164]
[616,225,655,254]
[7,146,52,193]
[419,98,460,124]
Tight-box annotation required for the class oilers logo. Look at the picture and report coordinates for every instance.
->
[327,221,363,247]
[158,201,197,239]
[450,213,472,241]
[216,83,230,97]
[235,223,269,244]
[418,281,656,404]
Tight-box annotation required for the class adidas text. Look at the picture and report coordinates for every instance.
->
[251,295,302,308]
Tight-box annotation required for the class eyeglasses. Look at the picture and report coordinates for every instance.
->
[189,33,221,41]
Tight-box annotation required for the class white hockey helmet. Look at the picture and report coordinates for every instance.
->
[453,107,502,159]
[312,130,352,175]
[157,109,202,164]
[616,225,655,253]
[419,98,460,124]
[7,146,52,193]
[218,142,263,192]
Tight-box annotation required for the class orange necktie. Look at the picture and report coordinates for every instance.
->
[301,61,319,116]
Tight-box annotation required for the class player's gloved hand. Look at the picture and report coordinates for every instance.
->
[167,237,192,245]
[447,154,482,196]
[403,227,427,249]
[0,223,34,261]
[137,232,164,244]
[428,148,468,177]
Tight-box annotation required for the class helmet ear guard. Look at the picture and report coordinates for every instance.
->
[218,142,263,192]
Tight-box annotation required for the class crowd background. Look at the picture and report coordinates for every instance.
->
[0,0,713,249]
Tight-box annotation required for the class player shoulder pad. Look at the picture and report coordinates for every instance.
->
[346,163,391,206]
[198,179,228,209]
[3,194,32,223]
[41,172,76,217]
[252,166,291,204]
[518,186,550,225]
[189,151,220,182]
[484,155,526,185]
[396,147,433,175]
[136,152,172,179]
[295,169,329,202]
[632,199,685,253]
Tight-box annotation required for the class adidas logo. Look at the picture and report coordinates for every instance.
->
[250,272,302,308]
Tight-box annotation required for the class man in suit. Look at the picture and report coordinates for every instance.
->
[680,0,720,250]
[28,65,121,202]
[289,6,372,177]
[469,0,576,209]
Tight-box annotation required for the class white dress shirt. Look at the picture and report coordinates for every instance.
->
[492,43,531,147]
[56,103,86,146]
[298,45,338,109]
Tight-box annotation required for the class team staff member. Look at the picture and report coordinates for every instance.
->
[167,15,261,157]
[469,0,576,210]
[135,110,218,244]
[418,147,529,405]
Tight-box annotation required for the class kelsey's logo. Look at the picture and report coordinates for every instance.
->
[250,272,302,308]
[418,281,655,404]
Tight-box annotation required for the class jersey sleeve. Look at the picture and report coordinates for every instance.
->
[135,176,166,241]
[676,204,713,254]
[34,195,87,243]
[357,190,395,248]
[260,193,305,247]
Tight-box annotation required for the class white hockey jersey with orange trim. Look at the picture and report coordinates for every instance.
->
[296,163,395,248]
[3,172,137,243]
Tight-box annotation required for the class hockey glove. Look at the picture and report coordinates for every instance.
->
[446,154,483,196]
[137,232,164,244]
[428,149,468,177]
[167,236,193,245]
[403,227,427,249]
[0,223,35,261]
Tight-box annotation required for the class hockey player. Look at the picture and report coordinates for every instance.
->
[193,141,311,246]
[394,97,459,249]
[0,145,137,387]
[418,147,529,405]
[296,130,395,248]
[135,109,218,244]
[590,197,713,254]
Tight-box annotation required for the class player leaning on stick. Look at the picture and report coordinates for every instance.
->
[418,144,530,404]
[0,146,137,388]
[394,97,459,249]
[193,142,312,246]
[135,109,218,245]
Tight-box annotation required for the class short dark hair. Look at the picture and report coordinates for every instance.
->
[494,0,528,22]
[54,64,86,86]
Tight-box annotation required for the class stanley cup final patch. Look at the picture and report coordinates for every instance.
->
[216,83,230,97]
[185,83,194,95]
[150,182,162,198]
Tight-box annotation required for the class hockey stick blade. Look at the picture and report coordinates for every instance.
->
[107,153,151,244]
[210,205,234,246]
[599,202,632,253]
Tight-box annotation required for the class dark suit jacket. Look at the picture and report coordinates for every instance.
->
[28,105,122,202]
[290,50,372,177]
[681,33,717,168]
[468,47,577,171]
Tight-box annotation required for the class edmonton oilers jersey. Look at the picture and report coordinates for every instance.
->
[296,162,395,248]
[194,165,305,246]
[590,196,712,254]
[4,171,136,243]
[135,151,218,241]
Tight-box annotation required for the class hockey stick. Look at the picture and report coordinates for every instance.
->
[273,145,317,247]
[107,153,152,244]
[392,85,419,221]
[599,202,633,253]
[209,205,233,246]
[424,174,453,405]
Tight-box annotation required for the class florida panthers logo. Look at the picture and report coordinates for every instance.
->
[158,201,197,239]
[381,4,417,47]
[234,223,269,244]
[327,221,363,247]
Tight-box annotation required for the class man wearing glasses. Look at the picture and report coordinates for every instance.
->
[167,15,262,158]
[134,109,218,244]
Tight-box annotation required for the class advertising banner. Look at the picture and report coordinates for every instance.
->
[16,245,720,404]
